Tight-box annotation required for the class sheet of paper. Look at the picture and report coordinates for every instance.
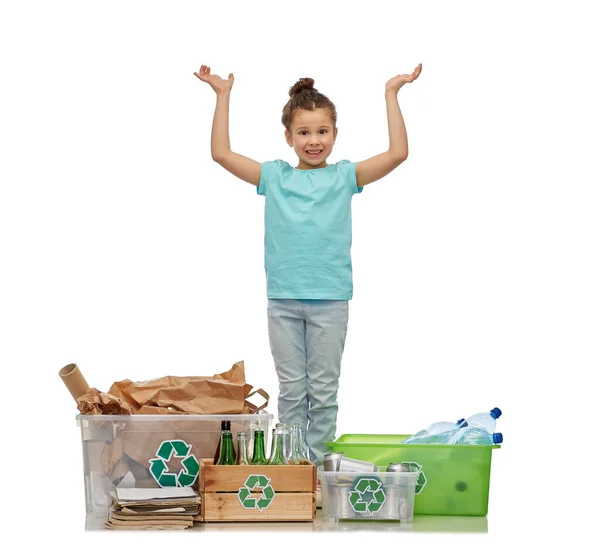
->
[121,506,186,514]
[115,487,197,502]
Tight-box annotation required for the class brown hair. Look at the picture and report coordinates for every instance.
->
[281,78,337,130]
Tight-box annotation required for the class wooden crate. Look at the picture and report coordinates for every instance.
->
[199,458,316,522]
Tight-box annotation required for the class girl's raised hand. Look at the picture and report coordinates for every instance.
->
[194,65,234,94]
[385,63,422,94]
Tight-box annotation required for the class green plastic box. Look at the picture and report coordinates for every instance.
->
[325,434,500,516]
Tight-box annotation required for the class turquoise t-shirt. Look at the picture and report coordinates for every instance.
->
[257,159,363,300]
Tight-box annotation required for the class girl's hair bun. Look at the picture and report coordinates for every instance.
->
[289,78,315,97]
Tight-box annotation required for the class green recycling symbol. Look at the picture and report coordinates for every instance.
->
[149,440,199,487]
[401,461,427,494]
[348,477,386,514]
[238,474,276,511]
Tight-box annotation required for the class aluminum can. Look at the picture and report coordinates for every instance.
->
[387,462,411,472]
[323,452,344,471]
[338,456,379,473]
[376,483,401,519]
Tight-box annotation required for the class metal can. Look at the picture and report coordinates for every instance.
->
[336,484,357,519]
[377,484,401,520]
[323,452,344,471]
[387,462,411,473]
[338,456,379,473]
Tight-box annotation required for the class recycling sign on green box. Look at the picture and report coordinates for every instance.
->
[149,440,199,487]
[400,461,427,494]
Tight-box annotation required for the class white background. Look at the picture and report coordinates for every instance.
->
[1,0,598,543]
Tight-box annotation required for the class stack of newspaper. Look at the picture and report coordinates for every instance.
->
[106,487,200,530]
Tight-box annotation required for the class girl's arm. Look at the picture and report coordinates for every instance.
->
[195,65,261,186]
[355,64,422,188]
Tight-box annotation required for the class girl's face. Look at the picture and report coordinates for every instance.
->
[285,108,338,170]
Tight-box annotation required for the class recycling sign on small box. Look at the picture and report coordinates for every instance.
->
[349,477,387,514]
[149,440,199,487]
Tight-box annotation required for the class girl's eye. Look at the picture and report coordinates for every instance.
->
[300,131,308,136]
[319,130,327,134]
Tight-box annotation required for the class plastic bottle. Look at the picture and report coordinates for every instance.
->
[404,418,467,443]
[465,408,502,434]
[403,428,459,444]
[452,427,503,445]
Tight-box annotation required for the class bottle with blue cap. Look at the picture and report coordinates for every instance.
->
[452,427,503,445]
[465,407,502,434]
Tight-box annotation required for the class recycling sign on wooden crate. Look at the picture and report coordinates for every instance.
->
[238,474,276,511]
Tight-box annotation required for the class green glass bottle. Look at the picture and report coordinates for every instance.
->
[217,430,236,465]
[268,427,288,465]
[213,420,236,463]
[250,429,268,465]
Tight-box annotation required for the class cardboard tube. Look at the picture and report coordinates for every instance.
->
[59,363,90,401]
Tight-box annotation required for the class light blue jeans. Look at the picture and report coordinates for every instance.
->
[267,299,349,465]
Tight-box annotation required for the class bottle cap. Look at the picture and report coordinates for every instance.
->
[457,418,467,427]
[492,432,503,444]
[222,420,232,430]
[490,408,502,419]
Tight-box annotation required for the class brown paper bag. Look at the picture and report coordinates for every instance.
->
[107,360,268,415]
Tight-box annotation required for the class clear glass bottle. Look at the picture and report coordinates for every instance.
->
[250,429,268,465]
[244,419,261,461]
[289,423,309,464]
[293,423,310,462]
[236,431,249,465]
[268,425,288,465]
[216,430,236,465]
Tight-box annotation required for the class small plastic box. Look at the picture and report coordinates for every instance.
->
[77,413,273,513]
[326,434,500,516]
[318,467,419,522]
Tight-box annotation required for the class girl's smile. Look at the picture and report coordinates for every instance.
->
[285,108,338,170]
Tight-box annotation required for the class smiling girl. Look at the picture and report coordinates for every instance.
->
[195,63,422,465]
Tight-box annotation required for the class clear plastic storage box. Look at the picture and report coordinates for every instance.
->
[326,434,500,516]
[77,413,273,512]
[318,468,419,523]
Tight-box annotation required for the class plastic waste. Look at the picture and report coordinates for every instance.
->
[404,418,467,443]
[403,428,459,444]
[465,408,502,434]
[452,427,503,445]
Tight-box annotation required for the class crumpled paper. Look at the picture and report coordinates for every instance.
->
[77,360,268,415]
[77,388,133,415]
